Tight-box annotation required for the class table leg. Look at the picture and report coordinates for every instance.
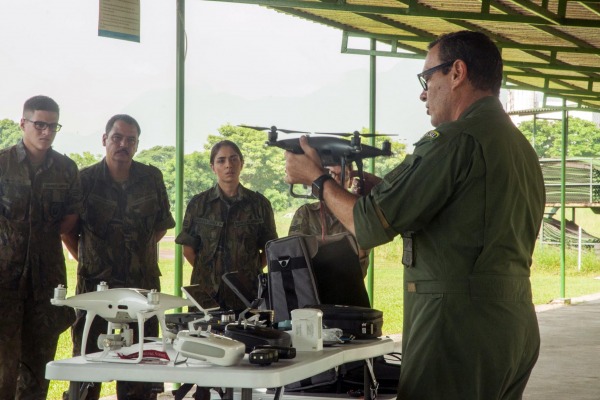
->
[67,381,80,400]
[364,358,378,400]
[223,387,234,400]
[241,388,252,400]
[273,387,284,400]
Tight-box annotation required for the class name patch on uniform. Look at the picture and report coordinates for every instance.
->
[420,130,440,141]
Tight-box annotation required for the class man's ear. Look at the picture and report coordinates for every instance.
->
[101,133,108,146]
[452,59,469,88]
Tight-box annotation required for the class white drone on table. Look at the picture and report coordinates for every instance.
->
[51,283,191,364]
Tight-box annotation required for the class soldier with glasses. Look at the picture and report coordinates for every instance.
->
[285,31,545,399]
[0,95,82,399]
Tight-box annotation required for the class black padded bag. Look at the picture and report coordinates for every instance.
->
[265,232,370,323]
[266,235,321,323]
[309,304,383,339]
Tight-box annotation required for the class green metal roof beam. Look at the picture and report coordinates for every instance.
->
[204,0,600,26]
[508,105,600,115]
[499,0,562,24]
[489,1,600,49]
[504,61,600,73]
[505,71,598,82]
[354,31,600,55]
[341,39,600,73]
[505,83,600,98]
[496,43,600,55]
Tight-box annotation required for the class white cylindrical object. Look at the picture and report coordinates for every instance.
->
[54,285,67,300]
[148,289,160,305]
[291,308,323,351]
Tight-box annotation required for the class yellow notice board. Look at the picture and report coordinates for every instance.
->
[98,0,140,43]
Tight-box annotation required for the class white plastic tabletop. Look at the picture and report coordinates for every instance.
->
[46,337,395,390]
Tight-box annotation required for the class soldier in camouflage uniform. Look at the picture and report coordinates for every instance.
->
[175,140,277,400]
[0,95,82,399]
[62,114,175,400]
[176,140,277,313]
[288,164,381,277]
[285,31,545,399]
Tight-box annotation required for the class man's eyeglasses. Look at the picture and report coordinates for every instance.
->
[24,119,62,132]
[109,134,138,146]
[417,60,456,91]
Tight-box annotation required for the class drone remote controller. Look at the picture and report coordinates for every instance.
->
[173,330,245,367]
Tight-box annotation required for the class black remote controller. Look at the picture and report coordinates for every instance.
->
[249,348,279,365]
[253,345,296,359]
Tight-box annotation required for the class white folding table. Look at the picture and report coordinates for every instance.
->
[46,337,396,400]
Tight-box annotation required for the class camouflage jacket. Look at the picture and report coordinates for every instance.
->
[76,159,175,292]
[176,184,277,310]
[0,140,83,300]
[289,201,371,277]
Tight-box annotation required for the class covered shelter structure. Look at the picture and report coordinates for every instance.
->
[171,0,600,300]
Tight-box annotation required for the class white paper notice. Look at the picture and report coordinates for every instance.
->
[98,0,141,43]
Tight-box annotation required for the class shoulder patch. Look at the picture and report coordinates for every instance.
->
[420,130,440,141]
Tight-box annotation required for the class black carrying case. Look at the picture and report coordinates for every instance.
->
[223,324,292,353]
[309,304,383,339]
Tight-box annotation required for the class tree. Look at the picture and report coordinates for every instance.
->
[0,119,22,149]
[136,146,176,167]
[518,117,600,158]
[69,152,102,169]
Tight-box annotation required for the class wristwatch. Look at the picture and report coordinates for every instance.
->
[311,173,334,200]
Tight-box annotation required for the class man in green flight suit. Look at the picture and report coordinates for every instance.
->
[284,30,545,399]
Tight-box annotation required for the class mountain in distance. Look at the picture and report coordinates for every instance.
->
[65,62,431,155]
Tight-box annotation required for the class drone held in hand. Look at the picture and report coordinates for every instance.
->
[240,125,394,198]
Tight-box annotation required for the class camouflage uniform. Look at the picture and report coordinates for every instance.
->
[71,159,175,400]
[354,97,545,399]
[0,140,82,399]
[289,202,371,277]
[176,184,277,312]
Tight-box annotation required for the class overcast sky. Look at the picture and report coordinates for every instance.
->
[0,0,429,155]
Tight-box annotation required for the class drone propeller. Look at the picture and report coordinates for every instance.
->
[315,131,397,137]
[239,125,309,134]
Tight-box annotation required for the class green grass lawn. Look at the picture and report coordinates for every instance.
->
[47,208,600,399]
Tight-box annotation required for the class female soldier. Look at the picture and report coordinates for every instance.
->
[176,140,277,313]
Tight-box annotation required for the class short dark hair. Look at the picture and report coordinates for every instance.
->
[23,95,60,116]
[429,30,503,96]
[210,140,244,165]
[105,114,141,136]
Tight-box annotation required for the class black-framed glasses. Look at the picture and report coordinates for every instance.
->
[417,60,456,91]
[24,119,62,132]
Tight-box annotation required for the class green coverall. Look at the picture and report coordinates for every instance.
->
[354,96,545,399]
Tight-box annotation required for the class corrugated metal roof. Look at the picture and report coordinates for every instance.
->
[208,0,600,110]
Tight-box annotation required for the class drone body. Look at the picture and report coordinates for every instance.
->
[268,136,391,167]
[241,125,394,198]
[51,285,191,363]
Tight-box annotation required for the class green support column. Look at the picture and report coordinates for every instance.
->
[560,101,567,299]
[367,38,376,305]
[174,0,185,298]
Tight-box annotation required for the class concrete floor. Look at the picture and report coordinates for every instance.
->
[101,293,600,400]
[523,294,600,400]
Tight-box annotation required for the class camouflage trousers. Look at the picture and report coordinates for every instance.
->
[0,294,75,400]
[70,311,162,400]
